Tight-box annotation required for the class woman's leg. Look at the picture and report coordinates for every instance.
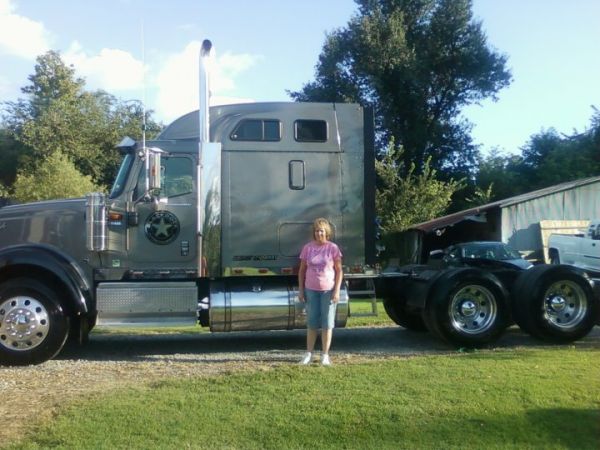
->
[305,289,320,352]
[320,290,336,354]
[321,328,333,354]
[307,328,318,352]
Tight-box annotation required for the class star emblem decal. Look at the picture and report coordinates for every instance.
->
[144,211,180,245]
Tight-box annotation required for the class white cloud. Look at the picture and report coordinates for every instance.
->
[64,41,144,91]
[215,52,261,92]
[0,0,51,59]
[154,41,261,123]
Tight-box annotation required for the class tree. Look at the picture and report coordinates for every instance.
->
[2,51,162,189]
[376,142,464,233]
[474,107,600,203]
[291,0,511,180]
[529,110,600,187]
[12,151,99,203]
[0,128,29,187]
[475,149,527,201]
[0,182,9,200]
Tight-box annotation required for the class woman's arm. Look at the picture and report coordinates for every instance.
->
[298,259,307,302]
[331,258,343,303]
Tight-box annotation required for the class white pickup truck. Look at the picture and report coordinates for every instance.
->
[548,220,600,276]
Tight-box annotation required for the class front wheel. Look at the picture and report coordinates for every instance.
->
[512,265,597,343]
[0,278,69,366]
[423,269,510,347]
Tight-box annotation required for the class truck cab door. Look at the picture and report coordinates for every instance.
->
[127,154,197,271]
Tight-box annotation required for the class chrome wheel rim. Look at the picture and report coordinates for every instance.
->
[449,285,497,334]
[0,296,49,351]
[543,280,587,329]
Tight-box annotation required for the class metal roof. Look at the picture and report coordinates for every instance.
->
[409,175,600,233]
[498,175,600,207]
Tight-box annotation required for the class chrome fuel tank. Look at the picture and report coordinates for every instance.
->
[209,278,349,332]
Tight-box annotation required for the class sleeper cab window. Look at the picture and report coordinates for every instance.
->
[294,119,328,142]
[230,119,281,141]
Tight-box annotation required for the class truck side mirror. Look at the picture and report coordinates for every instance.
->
[149,151,162,191]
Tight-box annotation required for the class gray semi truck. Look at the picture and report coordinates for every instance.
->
[0,41,597,365]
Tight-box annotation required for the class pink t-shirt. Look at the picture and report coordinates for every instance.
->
[300,241,343,291]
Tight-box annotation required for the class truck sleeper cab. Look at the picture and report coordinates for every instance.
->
[90,102,372,329]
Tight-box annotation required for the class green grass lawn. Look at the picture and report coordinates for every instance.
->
[9,346,599,450]
[348,298,394,327]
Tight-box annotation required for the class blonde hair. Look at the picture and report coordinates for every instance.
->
[312,217,333,240]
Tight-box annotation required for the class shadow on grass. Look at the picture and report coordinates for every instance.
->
[339,407,600,449]
[522,408,600,449]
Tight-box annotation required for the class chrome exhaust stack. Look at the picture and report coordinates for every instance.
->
[199,39,212,144]
[197,39,222,277]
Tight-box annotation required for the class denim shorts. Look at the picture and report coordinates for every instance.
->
[305,288,337,330]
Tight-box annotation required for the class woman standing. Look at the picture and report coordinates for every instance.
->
[298,218,343,366]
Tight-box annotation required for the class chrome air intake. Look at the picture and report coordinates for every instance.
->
[85,192,107,251]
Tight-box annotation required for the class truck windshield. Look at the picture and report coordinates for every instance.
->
[109,153,135,199]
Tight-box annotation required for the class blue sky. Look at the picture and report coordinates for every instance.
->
[1,0,599,156]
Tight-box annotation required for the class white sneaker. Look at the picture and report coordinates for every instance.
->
[321,354,331,366]
[299,352,312,365]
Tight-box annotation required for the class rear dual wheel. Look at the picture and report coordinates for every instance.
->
[512,265,597,343]
[423,269,510,347]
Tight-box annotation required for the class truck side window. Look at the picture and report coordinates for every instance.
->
[230,119,281,141]
[134,156,194,199]
[294,120,327,142]
[109,153,135,199]
[162,157,194,197]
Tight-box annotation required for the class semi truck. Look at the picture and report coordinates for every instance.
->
[0,41,597,366]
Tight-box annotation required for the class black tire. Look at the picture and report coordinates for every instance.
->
[512,265,597,343]
[382,297,427,332]
[382,278,427,331]
[0,278,70,366]
[423,269,510,347]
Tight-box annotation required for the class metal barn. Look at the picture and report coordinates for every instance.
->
[391,176,600,264]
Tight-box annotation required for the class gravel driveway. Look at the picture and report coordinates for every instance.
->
[2,325,599,446]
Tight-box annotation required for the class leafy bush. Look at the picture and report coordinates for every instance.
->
[12,151,101,202]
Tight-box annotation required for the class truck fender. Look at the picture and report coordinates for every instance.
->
[0,244,93,317]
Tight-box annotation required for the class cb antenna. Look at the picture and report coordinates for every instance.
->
[141,19,146,148]
[141,20,149,193]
